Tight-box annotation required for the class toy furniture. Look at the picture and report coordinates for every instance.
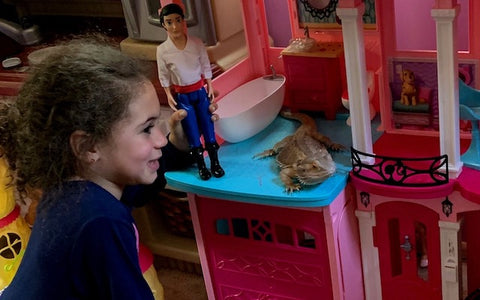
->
[342,70,377,126]
[391,93,433,128]
[281,42,344,120]
[388,60,437,129]
[165,117,363,299]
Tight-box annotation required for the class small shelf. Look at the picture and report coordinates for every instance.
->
[132,202,200,264]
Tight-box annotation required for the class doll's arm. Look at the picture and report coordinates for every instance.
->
[197,38,214,100]
[163,87,178,111]
[205,78,214,101]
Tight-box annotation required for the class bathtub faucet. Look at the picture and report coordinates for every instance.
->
[264,65,279,80]
[270,65,277,78]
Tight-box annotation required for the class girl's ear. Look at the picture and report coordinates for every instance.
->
[70,130,99,164]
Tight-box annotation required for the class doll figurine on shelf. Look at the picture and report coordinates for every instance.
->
[156,3,224,180]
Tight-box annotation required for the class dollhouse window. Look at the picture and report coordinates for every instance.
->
[394,0,469,51]
[216,218,230,235]
[276,224,295,245]
[251,219,273,242]
[232,218,249,239]
[215,217,316,249]
[297,230,316,249]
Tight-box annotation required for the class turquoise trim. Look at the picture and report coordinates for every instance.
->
[166,117,350,207]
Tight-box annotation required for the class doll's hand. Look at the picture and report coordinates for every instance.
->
[167,95,178,111]
[168,109,189,152]
[208,90,215,103]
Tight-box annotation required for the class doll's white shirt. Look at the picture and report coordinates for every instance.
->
[156,35,212,88]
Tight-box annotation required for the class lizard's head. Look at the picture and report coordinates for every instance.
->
[295,154,336,185]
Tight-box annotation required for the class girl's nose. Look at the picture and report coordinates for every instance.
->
[155,128,168,149]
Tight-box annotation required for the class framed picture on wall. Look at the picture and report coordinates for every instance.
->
[297,0,376,29]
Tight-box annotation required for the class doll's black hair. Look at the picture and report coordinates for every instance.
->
[159,3,184,25]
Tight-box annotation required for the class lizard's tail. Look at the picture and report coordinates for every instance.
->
[280,110,344,151]
[280,110,317,129]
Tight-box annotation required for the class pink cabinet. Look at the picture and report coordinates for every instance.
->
[281,43,344,120]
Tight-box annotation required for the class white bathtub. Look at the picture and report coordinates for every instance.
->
[215,75,286,143]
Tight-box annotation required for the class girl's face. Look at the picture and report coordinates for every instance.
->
[162,13,184,39]
[92,81,167,198]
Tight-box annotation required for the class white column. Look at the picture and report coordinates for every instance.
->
[355,210,382,300]
[432,7,463,178]
[439,220,462,300]
[337,5,374,163]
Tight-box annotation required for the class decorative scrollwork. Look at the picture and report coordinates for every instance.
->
[351,147,449,187]
[299,0,339,20]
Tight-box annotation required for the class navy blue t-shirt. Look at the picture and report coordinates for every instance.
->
[1,140,194,299]
[2,181,152,300]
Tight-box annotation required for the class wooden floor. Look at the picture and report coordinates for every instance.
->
[157,267,207,300]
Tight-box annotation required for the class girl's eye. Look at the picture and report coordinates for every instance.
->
[143,124,154,134]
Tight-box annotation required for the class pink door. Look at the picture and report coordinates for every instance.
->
[374,201,441,300]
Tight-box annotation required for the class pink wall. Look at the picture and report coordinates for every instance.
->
[264,0,291,47]
[395,0,469,51]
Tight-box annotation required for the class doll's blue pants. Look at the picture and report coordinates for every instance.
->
[176,87,216,148]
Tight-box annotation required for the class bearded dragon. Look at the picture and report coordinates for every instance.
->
[253,111,344,192]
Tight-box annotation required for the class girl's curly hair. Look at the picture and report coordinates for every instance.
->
[0,40,150,194]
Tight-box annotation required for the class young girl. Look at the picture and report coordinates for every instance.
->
[157,3,224,180]
[0,40,209,299]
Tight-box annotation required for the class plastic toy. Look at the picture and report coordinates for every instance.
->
[214,74,285,143]
[459,78,480,170]
[400,69,418,106]
[141,1,480,299]
[0,158,30,292]
[341,70,376,126]
[156,3,224,180]
[287,25,316,52]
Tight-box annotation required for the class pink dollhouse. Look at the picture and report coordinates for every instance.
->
[154,0,480,299]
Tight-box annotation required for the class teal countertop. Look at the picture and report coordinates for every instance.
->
[165,117,351,207]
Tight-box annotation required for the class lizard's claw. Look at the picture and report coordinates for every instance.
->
[253,149,275,159]
[285,184,301,193]
[330,143,345,152]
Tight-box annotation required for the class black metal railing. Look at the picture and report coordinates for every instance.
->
[351,147,449,187]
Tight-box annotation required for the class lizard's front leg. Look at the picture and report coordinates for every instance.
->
[280,167,301,193]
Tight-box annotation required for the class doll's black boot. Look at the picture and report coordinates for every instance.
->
[206,142,225,178]
[192,147,211,180]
